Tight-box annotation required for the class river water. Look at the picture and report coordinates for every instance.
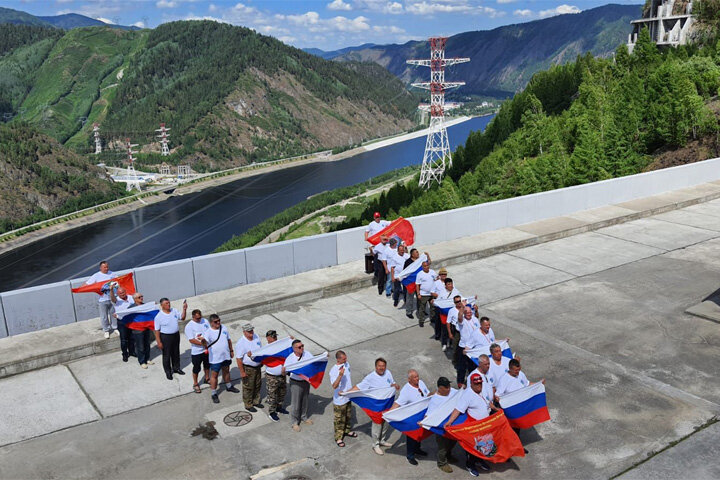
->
[0,116,493,291]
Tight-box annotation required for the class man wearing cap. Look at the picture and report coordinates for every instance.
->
[329,350,356,447]
[202,314,240,404]
[389,369,430,465]
[445,373,498,476]
[235,323,264,412]
[425,377,458,473]
[185,309,210,394]
[365,212,390,241]
[415,261,437,327]
[264,330,289,422]
[283,339,314,432]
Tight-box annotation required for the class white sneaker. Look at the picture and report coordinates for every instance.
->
[141,364,148,369]
[103,331,110,339]
[442,345,447,352]
[147,360,155,365]
[373,446,384,455]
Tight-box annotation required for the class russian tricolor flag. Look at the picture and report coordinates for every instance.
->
[419,389,467,437]
[250,337,294,367]
[498,383,551,430]
[284,351,329,389]
[382,397,433,442]
[341,387,396,424]
[396,254,427,295]
[114,303,159,331]
[434,297,475,324]
[465,339,513,366]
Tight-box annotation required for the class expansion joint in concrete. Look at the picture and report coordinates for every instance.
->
[64,364,104,419]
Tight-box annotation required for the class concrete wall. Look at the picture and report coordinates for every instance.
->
[3,155,720,337]
[70,269,135,322]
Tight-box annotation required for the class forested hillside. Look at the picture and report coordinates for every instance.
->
[333,28,720,230]
[0,20,417,171]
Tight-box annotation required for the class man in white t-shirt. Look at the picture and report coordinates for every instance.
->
[264,330,289,422]
[347,357,400,455]
[184,309,210,394]
[445,373,498,475]
[283,339,314,432]
[389,243,410,307]
[415,261,437,328]
[456,306,480,387]
[365,212,390,241]
[390,369,430,465]
[85,260,115,338]
[110,286,135,361]
[495,359,543,398]
[487,343,511,390]
[203,314,239,403]
[372,235,391,296]
[330,350,356,447]
[235,323,264,412]
[425,376,458,473]
[466,355,495,408]
[473,316,509,349]
[433,274,461,349]
[153,297,187,380]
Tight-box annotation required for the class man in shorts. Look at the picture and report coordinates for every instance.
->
[203,314,240,403]
[184,309,210,393]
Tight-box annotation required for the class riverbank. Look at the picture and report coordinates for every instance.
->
[0,117,474,255]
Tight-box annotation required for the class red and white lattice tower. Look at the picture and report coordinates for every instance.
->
[408,37,469,188]
[93,123,102,154]
[155,123,171,156]
[125,138,142,192]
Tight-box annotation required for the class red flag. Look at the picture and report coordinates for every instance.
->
[367,217,415,246]
[72,272,136,296]
[445,411,525,463]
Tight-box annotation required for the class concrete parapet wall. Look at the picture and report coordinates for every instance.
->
[3,156,720,337]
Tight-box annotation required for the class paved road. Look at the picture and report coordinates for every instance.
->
[2,200,720,479]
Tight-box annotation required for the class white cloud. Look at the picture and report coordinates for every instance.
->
[327,0,352,11]
[156,0,178,8]
[513,8,532,17]
[95,17,115,24]
[539,4,581,18]
[354,0,403,14]
[496,0,516,3]
[372,25,405,34]
[405,1,503,17]
[132,20,145,28]
[231,2,258,15]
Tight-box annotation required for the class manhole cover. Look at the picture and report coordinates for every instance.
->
[223,410,253,427]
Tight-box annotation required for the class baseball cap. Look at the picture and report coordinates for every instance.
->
[374,212,381,218]
[470,373,483,384]
[437,376,451,388]
[242,323,254,331]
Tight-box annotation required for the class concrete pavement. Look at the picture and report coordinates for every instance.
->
[3,196,720,478]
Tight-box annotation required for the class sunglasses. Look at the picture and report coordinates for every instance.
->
[296,345,304,349]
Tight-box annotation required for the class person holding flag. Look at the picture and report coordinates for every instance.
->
[110,286,136,362]
[81,261,116,338]
[425,377,459,474]
[415,261,437,328]
[263,330,290,422]
[329,350,356,447]
[345,357,400,455]
[388,242,409,307]
[372,235,391,296]
[401,248,423,319]
[365,212,390,241]
[389,369,430,465]
[184,309,210,394]
[445,373,499,475]
[235,323,264,412]
[495,359,543,397]
[283,339,314,432]
[488,343,511,388]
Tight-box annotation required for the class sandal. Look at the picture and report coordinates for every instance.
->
[345,432,358,438]
[193,384,202,394]
[336,440,345,447]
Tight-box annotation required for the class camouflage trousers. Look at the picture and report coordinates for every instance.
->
[265,373,287,414]
[242,365,262,408]
[333,403,353,441]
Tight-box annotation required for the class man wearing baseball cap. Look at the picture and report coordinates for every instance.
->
[365,212,390,241]
[264,330,289,422]
[445,373,498,475]
[235,323,264,412]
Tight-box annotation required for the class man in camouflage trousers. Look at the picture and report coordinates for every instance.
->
[235,323,263,412]
[264,330,289,422]
[329,350,356,447]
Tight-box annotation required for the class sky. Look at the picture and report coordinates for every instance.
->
[7,0,642,50]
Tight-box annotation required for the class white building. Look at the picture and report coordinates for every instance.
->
[628,0,695,53]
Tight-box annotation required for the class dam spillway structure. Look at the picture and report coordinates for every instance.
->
[408,37,469,188]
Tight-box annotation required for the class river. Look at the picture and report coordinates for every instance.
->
[0,115,493,291]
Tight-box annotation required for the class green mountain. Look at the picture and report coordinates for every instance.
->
[327,4,641,97]
[0,7,52,27]
[0,7,138,30]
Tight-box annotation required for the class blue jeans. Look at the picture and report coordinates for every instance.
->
[385,277,392,296]
[133,329,152,365]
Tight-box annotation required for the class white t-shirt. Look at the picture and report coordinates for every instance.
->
[495,371,530,397]
[357,370,395,389]
[416,270,437,296]
[426,388,458,414]
[184,318,210,355]
[455,386,492,420]
[447,307,462,328]
[329,362,352,406]
[475,327,496,347]
[154,309,181,334]
[205,326,232,364]
[285,350,313,381]
[396,380,430,406]
[488,357,511,388]
[375,242,390,262]
[457,315,481,348]
[366,219,390,236]
[85,271,114,302]
[467,369,495,405]
[113,297,133,310]
[265,342,285,376]
[388,251,409,276]
[435,286,460,301]
[236,334,262,367]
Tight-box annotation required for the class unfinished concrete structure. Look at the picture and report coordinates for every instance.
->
[628,0,695,52]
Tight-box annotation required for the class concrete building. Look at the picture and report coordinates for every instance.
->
[628,0,695,53]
